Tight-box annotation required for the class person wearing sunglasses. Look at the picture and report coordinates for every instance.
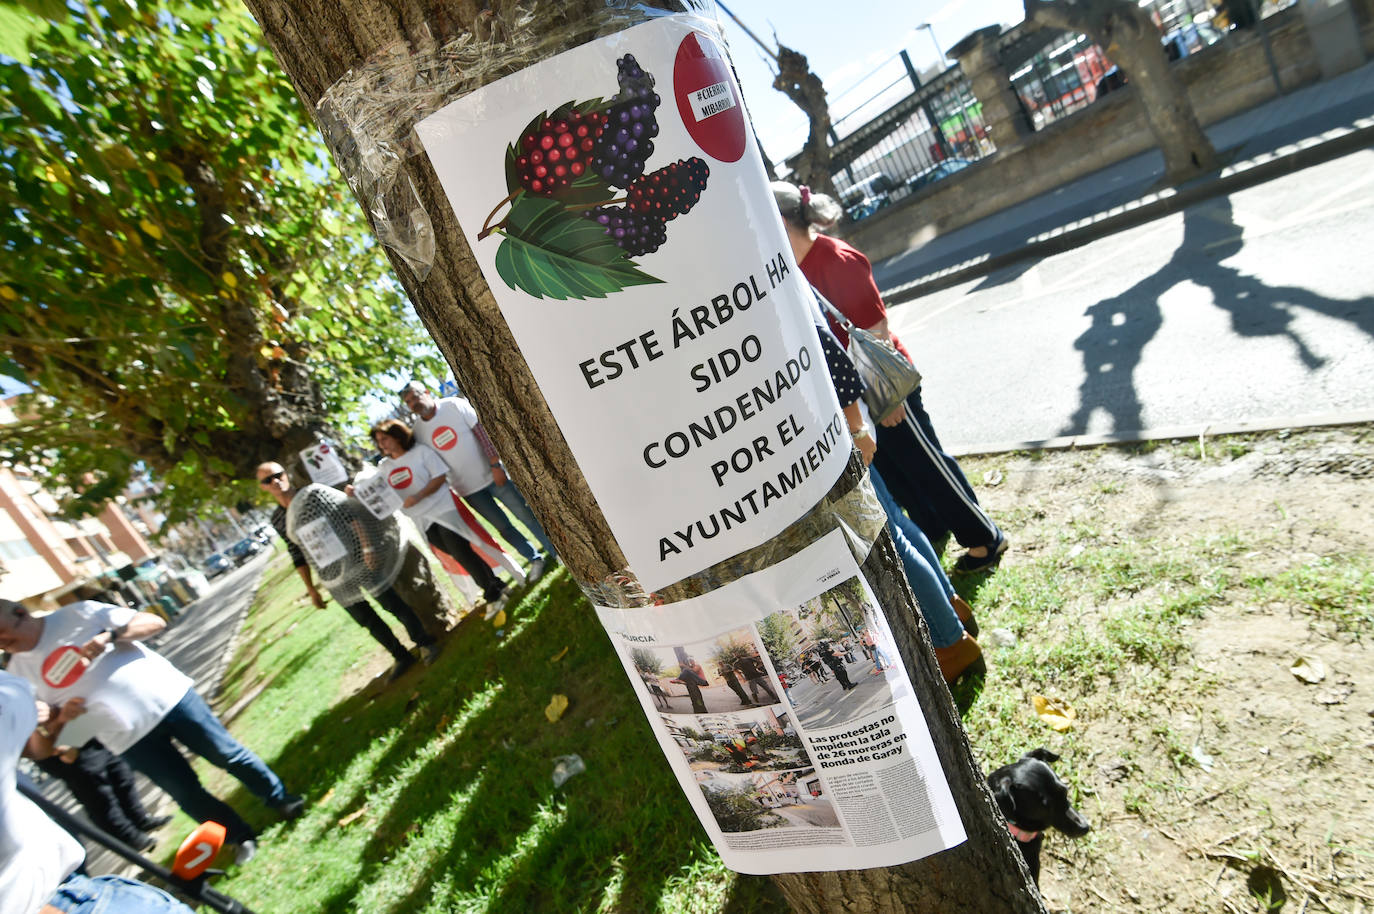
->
[256,461,439,681]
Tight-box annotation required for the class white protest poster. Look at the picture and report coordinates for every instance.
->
[354,469,403,520]
[294,516,348,569]
[416,15,848,591]
[299,442,348,487]
[595,531,966,875]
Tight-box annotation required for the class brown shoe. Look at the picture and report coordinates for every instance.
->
[950,595,979,638]
[935,632,984,683]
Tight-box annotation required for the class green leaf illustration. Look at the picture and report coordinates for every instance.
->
[494,196,661,301]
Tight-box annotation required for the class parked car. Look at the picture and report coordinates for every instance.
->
[904,158,974,194]
[841,172,896,223]
[1162,22,1224,61]
[204,552,233,579]
[227,538,263,565]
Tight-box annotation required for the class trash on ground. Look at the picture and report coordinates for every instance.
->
[552,754,585,788]
[1032,694,1076,731]
[337,806,367,827]
[986,628,1018,648]
[1289,655,1326,683]
[545,693,569,722]
[550,646,569,663]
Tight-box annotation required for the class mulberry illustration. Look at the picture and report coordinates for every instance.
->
[627,157,709,222]
[488,51,715,300]
[592,54,661,189]
[586,206,668,256]
[515,110,607,196]
[615,53,657,99]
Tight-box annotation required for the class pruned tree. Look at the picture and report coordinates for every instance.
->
[772,44,840,199]
[715,5,838,196]
[0,0,442,518]
[1024,0,1220,182]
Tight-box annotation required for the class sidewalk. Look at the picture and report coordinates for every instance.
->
[872,59,1374,304]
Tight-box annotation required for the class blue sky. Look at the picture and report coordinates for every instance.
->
[711,0,1027,164]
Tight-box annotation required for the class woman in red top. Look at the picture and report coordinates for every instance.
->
[772,181,1007,574]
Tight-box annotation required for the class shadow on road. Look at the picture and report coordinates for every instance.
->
[1062,196,1374,437]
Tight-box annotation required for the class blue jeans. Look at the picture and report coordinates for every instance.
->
[47,874,193,913]
[870,468,965,648]
[122,689,289,843]
[464,480,554,561]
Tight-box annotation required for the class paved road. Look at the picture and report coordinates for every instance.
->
[885,148,1374,451]
[32,550,269,876]
[872,60,1374,291]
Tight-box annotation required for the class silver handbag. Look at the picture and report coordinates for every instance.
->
[812,286,921,420]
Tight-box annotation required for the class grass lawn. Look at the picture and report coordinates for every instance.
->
[165,429,1372,913]
[177,554,788,913]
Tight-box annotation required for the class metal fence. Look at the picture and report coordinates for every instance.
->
[804,0,1299,222]
[821,59,994,221]
[1001,0,1298,133]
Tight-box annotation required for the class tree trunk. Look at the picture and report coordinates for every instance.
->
[772,44,840,199]
[1026,0,1220,183]
[241,2,1044,909]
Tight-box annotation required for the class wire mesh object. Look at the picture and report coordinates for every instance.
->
[285,483,406,604]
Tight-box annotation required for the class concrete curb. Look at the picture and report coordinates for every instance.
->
[948,411,1374,458]
[881,117,1374,306]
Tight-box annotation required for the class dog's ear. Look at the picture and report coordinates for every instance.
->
[1025,747,1060,765]
[991,778,1017,818]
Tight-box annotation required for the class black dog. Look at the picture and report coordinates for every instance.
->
[988,748,1091,884]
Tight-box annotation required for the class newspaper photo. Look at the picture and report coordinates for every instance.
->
[595,530,966,875]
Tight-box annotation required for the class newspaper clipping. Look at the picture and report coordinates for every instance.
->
[595,531,965,874]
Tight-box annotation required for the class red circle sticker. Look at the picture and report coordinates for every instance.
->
[674,32,747,163]
[432,427,458,450]
[388,467,413,489]
[41,645,90,689]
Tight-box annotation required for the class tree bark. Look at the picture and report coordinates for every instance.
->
[1025,0,1220,183]
[240,2,1045,910]
[772,44,840,199]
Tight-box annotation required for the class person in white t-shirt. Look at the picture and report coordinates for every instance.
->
[400,382,555,582]
[372,419,525,619]
[1,671,196,914]
[0,599,302,864]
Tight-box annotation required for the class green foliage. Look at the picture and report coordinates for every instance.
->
[756,612,796,661]
[631,646,663,675]
[709,634,752,669]
[0,0,441,517]
[700,782,779,833]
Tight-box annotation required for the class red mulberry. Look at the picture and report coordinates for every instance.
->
[627,158,709,221]
[515,110,606,196]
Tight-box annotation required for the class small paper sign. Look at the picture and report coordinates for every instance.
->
[355,472,403,519]
[295,516,348,568]
[300,442,348,486]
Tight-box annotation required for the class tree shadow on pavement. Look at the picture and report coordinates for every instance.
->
[1060,195,1374,437]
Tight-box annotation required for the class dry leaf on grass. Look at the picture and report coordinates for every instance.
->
[1032,694,1077,731]
[1289,656,1326,683]
[545,694,569,722]
[337,806,367,827]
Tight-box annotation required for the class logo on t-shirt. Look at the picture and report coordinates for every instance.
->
[432,427,458,450]
[388,466,414,489]
[41,645,90,689]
